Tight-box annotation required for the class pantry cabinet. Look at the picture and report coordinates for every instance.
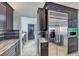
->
[37,8,48,31]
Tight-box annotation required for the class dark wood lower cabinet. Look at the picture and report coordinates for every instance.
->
[41,42,48,56]
[68,37,78,54]
[15,40,20,56]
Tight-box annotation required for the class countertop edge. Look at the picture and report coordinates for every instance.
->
[0,39,20,55]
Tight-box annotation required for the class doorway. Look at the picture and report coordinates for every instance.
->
[21,17,37,56]
[28,24,35,40]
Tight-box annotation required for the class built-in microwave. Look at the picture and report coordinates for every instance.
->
[68,31,77,37]
[70,32,76,35]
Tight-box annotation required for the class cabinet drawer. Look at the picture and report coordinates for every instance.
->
[41,42,48,47]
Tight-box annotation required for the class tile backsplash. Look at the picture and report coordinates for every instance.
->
[0,30,19,41]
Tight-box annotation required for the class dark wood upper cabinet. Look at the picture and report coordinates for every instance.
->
[0,3,6,32]
[44,2,78,28]
[0,2,13,31]
[37,8,48,31]
[6,3,13,31]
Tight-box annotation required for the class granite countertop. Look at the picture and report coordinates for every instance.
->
[39,38,48,43]
[0,39,19,55]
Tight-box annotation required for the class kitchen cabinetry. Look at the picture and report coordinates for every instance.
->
[37,8,48,31]
[41,42,48,56]
[37,38,48,56]
[39,2,78,55]
[0,3,6,31]
[68,37,78,53]
[0,2,13,31]
[0,2,13,41]
[6,3,13,31]
[0,3,6,41]
[15,40,20,56]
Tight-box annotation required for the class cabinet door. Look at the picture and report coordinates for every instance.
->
[0,3,6,32]
[6,4,13,31]
[8,6,13,30]
[41,42,48,56]
[37,8,48,31]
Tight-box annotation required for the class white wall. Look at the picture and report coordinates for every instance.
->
[21,17,37,41]
[21,17,37,32]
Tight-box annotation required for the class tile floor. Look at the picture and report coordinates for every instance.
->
[22,40,79,56]
[22,40,37,56]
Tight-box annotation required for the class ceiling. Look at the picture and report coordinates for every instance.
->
[8,2,79,18]
[8,2,45,18]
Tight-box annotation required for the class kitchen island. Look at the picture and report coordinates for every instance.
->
[37,38,48,56]
[0,39,20,56]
